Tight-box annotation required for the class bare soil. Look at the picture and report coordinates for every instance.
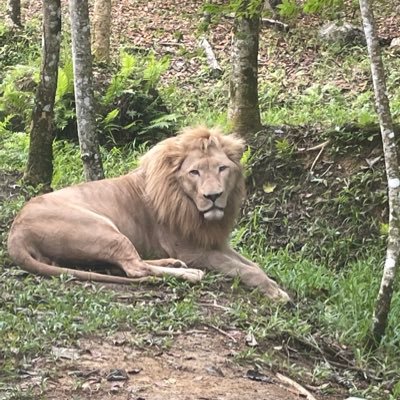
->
[22,331,341,400]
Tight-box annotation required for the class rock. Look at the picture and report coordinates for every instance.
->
[390,37,400,53]
[319,22,365,45]
[345,397,365,400]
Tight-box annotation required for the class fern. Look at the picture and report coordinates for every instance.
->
[56,57,74,101]
[139,113,178,134]
[103,108,120,125]
[120,52,137,78]
[143,53,170,90]
[0,65,37,125]
[0,115,13,135]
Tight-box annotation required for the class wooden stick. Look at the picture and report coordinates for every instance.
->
[261,18,289,32]
[297,140,330,153]
[206,324,237,343]
[276,373,318,400]
[310,145,325,172]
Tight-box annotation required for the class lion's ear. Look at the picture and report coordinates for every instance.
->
[220,134,246,164]
[140,138,183,174]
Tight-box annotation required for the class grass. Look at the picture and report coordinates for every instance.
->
[1,241,398,398]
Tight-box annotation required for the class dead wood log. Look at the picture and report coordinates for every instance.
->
[199,36,223,78]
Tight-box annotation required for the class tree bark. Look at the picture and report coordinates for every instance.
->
[359,0,400,345]
[69,0,104,181]
[24,0,61,188]
[228,0,263,138]
[6,0,21,28]
[93,0,112,62]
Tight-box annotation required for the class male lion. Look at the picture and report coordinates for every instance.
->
[8,127,289,302]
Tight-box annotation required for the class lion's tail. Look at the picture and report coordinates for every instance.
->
[7,235,150,285]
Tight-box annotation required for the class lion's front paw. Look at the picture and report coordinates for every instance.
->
[261,280,291,304]
[272,288,291,304]
[179,268,205,283]
[171,259,188,268]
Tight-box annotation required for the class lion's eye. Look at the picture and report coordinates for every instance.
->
[219,165,228,172]
[189,169,200,176]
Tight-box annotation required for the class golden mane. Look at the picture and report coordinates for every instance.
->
[140,126,246,249]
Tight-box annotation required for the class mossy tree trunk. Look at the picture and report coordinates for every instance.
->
[359,0,400,345]
[24,0,61,188]
[6,0,21,28]
[93,0,112,62]
[228,0,263,138]
[69,0,104,181]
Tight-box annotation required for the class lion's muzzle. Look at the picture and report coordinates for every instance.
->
[203,206,224,221]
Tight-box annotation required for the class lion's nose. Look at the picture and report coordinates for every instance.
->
[204,192,223,202]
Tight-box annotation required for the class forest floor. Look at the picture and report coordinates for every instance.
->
[3,0,400,399]
[22,332,313,400]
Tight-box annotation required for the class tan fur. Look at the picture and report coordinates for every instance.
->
[7,126,289,301]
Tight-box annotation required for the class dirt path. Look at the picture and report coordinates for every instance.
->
[25,331,338,400]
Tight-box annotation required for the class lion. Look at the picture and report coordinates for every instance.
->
[7,126,289,302]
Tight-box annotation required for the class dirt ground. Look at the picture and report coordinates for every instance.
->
[19,330,341,400]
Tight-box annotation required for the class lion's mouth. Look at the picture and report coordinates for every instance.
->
[202,206,224,221]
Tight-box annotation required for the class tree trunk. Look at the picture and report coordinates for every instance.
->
[228,1,263,138]
[69,0,104,181]
[93,0,112,62]
[359,0,400,345]
[6,0,21,28]
[24,0,61,188]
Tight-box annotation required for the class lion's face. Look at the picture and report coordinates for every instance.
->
[178,147,239,222]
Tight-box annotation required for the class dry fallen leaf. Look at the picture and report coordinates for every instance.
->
[245,332,258,347]
[263,182,277,193]
[51,346,80,360]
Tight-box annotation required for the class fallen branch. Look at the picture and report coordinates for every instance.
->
[225,13,289,32]
[261,18,289,32]
[297,140,330,153]
[276,372,318,400]
[206,324,237,343]
[198,36,223,78]
[310,145,326,173]
[198,301,231,311]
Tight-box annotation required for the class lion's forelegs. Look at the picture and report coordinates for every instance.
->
[144,258,187,268]
[112,242,203,283]
[198,249,290,302]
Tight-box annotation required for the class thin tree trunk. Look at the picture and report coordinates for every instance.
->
[359,0,400,345]
[24,0,61,188]
[69,0,104,181]
[6,0,21,28]
[228,0,263,138]
[93,0,112,62]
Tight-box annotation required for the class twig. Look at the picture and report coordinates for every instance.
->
[261,18,289,32]
[276,372,318,400]
[206,324,237,343]
[297,140,330,153]
[310,145,326,173]
[225,13,289,32]
[198,301,231,311]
